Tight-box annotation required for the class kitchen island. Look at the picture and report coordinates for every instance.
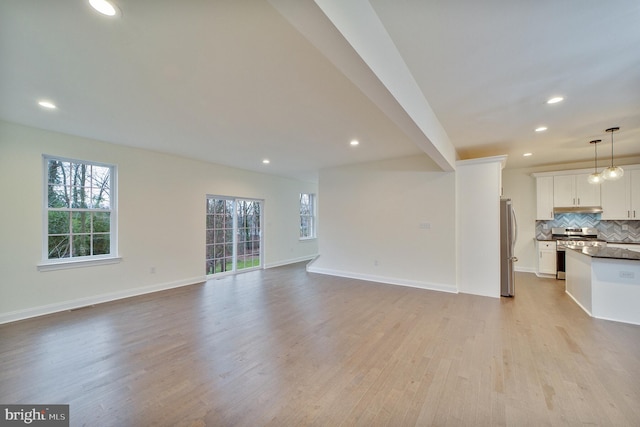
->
[565,246,640,325]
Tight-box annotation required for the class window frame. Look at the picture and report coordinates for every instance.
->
[299,193,316,240]
[39,155,120,271]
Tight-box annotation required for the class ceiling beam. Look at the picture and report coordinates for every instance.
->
[270,0,457,171]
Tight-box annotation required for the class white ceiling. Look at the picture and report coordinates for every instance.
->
[1,0,639,182]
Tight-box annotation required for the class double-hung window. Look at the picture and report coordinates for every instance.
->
[42,155,117,268]
[299,193,316,239]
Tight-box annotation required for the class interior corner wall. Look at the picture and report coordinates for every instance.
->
[456,157,503,298]
[0,120,318,323]
[308,155,457,293]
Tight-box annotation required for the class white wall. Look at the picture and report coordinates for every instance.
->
[456,156,505,298]
[308,155,457,292]
[0,121,318,323]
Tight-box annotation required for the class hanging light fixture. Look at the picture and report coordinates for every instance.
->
[587,139,603,184]
[602,127,624,181]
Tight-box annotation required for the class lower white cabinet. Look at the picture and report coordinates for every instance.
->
[537,240,556,275]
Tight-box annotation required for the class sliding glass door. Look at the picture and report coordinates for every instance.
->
[206,196,262,276]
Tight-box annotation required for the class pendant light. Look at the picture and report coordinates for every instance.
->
[587,139,603,184]
[602,127,624,181]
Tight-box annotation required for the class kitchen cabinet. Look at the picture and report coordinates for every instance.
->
[537,240,556,276]
[553,174,601,208]
[536,176,554,220]
[601,169,640,220]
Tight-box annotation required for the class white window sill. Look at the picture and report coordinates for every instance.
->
[299,237,317,242]
[38,256,122,272]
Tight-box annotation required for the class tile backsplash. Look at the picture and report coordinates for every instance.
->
[535,213,640,242]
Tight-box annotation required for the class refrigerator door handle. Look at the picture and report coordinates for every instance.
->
[511,206,518,247]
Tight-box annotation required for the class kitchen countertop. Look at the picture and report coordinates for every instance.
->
[607,241,640,246]
[535,238,640,246]
[567,245,640,261]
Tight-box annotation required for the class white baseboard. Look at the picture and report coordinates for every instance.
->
[535,272,557,279]
[0,276,206,325]
[515,266,536,273]
[306,264,458,294]
[565,290,593,317]
[264,255,317,269]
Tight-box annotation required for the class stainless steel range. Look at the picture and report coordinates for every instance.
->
[552,227,606,279]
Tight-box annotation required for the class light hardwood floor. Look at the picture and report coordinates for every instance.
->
[1,264,640,426]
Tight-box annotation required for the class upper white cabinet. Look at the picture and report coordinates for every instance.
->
[633,170,640,219]
[534,166,640,219]
[536,176,554,220]
[601,169,640,220]
[553,174,601,207]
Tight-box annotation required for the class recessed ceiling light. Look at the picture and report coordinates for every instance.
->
[262,159,270,164]
[535,126,548,132]
[523,152,533,157]
[38,100,57,110]
[89,0,117,16]
[547,96,564,104]
[350,140,359,146]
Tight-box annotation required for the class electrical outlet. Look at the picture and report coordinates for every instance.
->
[150,267,156,274]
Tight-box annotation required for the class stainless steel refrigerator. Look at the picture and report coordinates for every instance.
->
[500,198,518,297]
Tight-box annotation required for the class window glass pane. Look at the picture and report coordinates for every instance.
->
[300,217,310,238]
[91,165,110,188]
[71,163,90,187]
[48,235,70,259]
[71,186,90,208]
[214,244,224,260]
[91,184,110,209]
[93,234,110,255]
[47,160,70,185]
[48,211,70,234]
[72,212,91,234]
[48,185,69,208]
[206,244,215,260]
[72,235,91,257]
[206,261,215,275]
[93,212,110,233]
